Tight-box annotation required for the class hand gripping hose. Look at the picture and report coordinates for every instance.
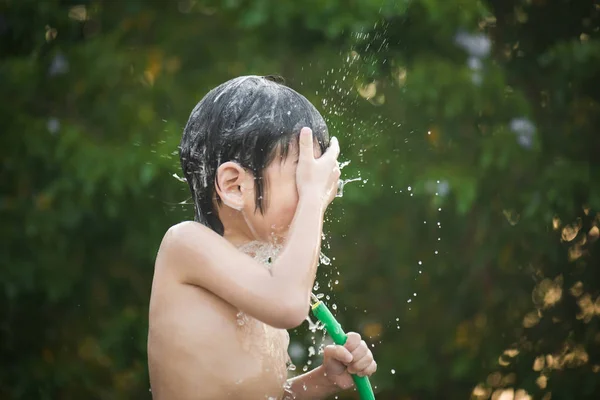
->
[310,293,375,400]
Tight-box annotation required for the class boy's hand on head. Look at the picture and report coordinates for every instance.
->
[296,127,340,209]
[321,332,377,390]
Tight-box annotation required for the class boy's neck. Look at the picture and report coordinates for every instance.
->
[233,238,284,267]
[223,225,285,248]
[222,231,253,248]
[222,229,284,265]
[225,233,283,249]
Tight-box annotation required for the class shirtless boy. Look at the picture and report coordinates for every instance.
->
[148,75,377,399]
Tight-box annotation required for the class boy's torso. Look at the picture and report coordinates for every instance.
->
[148,261,291,400]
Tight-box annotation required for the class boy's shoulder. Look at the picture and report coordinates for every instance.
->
[162,221,215,249]
[155,221,217,277]
[168,220,204,234]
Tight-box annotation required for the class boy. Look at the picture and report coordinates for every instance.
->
[148,75,376,399]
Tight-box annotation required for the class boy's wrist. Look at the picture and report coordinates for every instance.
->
[297,194,326,215]
[314,365,342,392]
[285,365,340,400]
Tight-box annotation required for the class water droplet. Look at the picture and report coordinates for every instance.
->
[236,312,245,326]
[319,252,331,265]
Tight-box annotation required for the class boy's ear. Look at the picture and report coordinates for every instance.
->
[215,162,248,211]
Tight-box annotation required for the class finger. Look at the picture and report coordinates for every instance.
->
[333,161,341,176]
[323,345,351,375]
[357,361,377,377]
[349,340,369,363]
[343,332,362,352]
[347,351,372,375]
[298,127,314,162]
[323,136,340,160]
[326,344,353,364]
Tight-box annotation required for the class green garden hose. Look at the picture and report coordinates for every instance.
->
[310,293,376,400]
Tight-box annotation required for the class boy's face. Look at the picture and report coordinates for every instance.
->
[242,142,322,242]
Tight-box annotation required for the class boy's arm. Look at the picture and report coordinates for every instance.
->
[284,366,340,400]
[160,195,324,329]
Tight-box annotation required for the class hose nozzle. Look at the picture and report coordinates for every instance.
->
[310,292,320,305]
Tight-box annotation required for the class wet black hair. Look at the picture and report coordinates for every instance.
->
[179,75,330,235]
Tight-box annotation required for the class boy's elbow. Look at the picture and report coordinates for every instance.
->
[276,295,309,329]
[281,308,309,330]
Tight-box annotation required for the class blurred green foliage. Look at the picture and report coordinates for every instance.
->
[1,0,599,399]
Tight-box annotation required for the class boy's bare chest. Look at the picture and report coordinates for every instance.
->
[149,286,292,399]
[235,311,290,359]
[221,313,290,399]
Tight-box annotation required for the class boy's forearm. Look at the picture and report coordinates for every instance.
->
[284,366,340,400]
[271,196,324,307]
